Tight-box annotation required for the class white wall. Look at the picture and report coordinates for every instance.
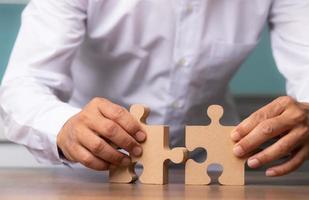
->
[0,119,7,141]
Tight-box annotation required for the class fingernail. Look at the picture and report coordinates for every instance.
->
[233,145,245,157]
[231,130,241,141]
[266,169,277,177]
[248,158,260,168]
[121,157,131,166]
[135,131,146,142]
[132,146,142,157]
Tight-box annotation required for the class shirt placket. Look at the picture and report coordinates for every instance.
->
[165,0,201,124]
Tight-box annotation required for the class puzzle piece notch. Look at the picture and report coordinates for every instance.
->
[185,105,246,185]
[109,104,188,185]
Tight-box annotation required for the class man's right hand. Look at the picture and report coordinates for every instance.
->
[57,98,146,171]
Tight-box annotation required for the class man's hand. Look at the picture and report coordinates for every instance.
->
[57,98,146,171]
[231,96,309,177]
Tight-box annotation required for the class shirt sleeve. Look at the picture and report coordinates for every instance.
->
[0,0,87,164]
[269,0,309,102]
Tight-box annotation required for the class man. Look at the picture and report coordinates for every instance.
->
[0,0,308,177]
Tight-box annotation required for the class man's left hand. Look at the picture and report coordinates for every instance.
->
[231,96,309,177]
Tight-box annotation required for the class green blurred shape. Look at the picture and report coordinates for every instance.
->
[0,4,25,78]
[230,28,285,95]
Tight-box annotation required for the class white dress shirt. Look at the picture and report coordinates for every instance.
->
[1,0,309,165]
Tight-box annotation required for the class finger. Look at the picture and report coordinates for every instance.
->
[94,98,146,142]
[233,102,308,157]
[77,127,131,166]
[247,125,308,168]
[265,146,307,177]
[89,115,143,157]
[231,96,294,142]
[233,111,296,157]
[69,144,110,171]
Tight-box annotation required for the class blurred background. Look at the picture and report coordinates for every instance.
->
[1,1,307,171]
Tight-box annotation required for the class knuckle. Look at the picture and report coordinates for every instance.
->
[259,152,271,163]
[291,109,306,123]
[104,121,118,137]
[260,122,273,136]
[122,138,136,150]
[239,139,249,152]
[92,140,106,154]
[76,113,90,124]
[66,142,77,153]
[236,123,247,135]
[272,100,285,114]
[71,127,82,140]
[91,97,104,104]
[124,119,140,134]
[81,155,94,167]
[252,112,268,122]
[111,106,126,120]
[277,142,290,155]
[66,131,78,146]
[279,96,295,107]
[297,126,308,139]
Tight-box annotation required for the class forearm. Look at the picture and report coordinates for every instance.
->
[0,78,80,164]
[0,0,87,164]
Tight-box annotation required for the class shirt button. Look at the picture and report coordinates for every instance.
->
[187,4,193,14]
[177,58,189,68]
[171,101,183,109]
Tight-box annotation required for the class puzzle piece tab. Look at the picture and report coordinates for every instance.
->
[185,105,246,185]
[109,104,188,184]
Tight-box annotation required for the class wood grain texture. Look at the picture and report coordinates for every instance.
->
[0,168,309,200]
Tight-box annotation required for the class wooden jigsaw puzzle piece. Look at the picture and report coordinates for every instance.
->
[185,159,211,184]
[131,105,187,184]
[204,125,245,186]
[109,164,137,183]
[185,126,210,185]
[185,105,246,185]
[136,143,187,185]
[206,105,246,185]
[110,104,188,185]
[216,158,245,185]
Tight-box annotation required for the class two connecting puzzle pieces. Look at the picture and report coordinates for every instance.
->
[109,104,246,185]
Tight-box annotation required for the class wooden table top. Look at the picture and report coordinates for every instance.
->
[0,168,308,200]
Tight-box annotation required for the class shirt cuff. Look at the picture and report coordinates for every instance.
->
[35,102,81,165]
